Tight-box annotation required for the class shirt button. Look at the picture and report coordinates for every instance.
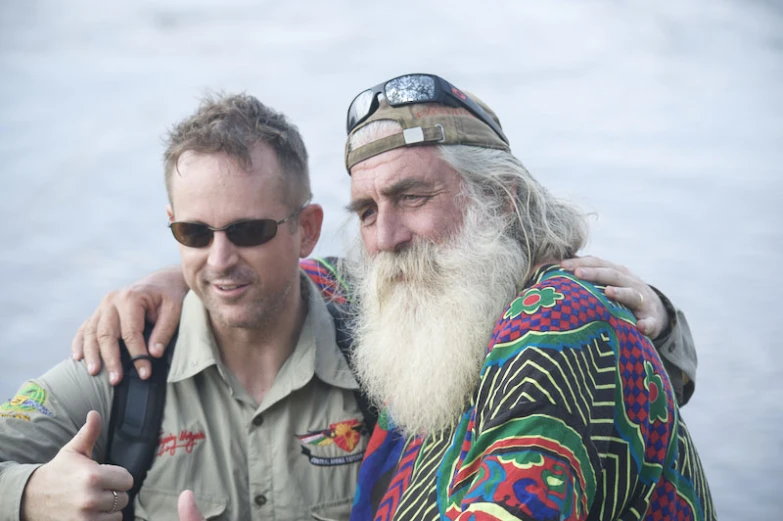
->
[252,415,264,427]
[254,494,267,507]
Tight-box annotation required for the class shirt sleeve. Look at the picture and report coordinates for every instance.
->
[0,359,113,521]
[649,286,697,405]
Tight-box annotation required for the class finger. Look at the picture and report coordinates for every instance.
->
[63,410,102,459]
[635,317,659,338]
[95,513,123,521]
[116,295,154,379]
[98,489,130,514]
[98,464,135,492]
[574,267,636,290]
[96,309,125,385]
[178,490,206,521]
[147,301,181,359]
[82,315,103,376]
[71,321,87,361]
[604,286,646,311]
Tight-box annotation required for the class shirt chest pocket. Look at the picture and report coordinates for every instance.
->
[134,489,228,520]
[310,497,354,521]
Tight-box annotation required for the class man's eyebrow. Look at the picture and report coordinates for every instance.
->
[346,178,434,214]
[346,197,373,214]
[381,178,432,198]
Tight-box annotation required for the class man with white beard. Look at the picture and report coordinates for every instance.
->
[342,74,715,520]
[67,77,704,521]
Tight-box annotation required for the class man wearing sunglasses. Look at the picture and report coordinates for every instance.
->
[0,94,367,521]
[2,81,699,521]
[171,75,711,520]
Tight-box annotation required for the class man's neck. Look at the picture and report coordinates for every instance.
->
[210,279,308,406]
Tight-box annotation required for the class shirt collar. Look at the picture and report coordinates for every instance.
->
[167,291,222,383]
[166,271,359,393]
[307,274,359,391]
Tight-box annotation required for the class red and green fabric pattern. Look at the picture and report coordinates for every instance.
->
[350,265,716,521]
[300,257,352,304]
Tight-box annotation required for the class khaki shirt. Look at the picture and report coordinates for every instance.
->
[0,274,367,521]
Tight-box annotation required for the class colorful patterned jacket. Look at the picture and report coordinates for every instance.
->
[349,265,716,521]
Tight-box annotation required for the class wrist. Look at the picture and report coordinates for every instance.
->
[649,285,675,341]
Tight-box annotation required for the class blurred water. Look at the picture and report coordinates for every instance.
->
[1,0,781,517]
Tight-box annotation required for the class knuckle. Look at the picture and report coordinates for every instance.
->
[84,470,102,489]
[121,330,142,345]
[81,492,100,510]
[101,290,120,306]
[120,286,143,302]
[82,324,97,338]
[96,326,116,341]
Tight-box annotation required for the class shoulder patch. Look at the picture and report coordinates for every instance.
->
[0,382,54,421]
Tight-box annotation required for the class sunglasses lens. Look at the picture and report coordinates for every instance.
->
[384,74,436,105]
[227,220,278,247]
[170,222,213,248]
[346,89,377,134]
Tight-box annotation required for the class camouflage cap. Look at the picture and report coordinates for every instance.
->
[344,94,511,173]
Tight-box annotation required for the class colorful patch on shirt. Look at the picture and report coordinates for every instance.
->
[297,418,363,452]
[0,383,54,421]
[297,419,366,466]
[157,429,206,457]
[503,287,564,319]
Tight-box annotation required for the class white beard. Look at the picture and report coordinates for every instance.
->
[350,205,528,437]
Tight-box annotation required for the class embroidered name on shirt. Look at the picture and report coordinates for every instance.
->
[157,429,206,457]
[301,448,365,467]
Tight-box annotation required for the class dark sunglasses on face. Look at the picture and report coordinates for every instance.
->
[169,200,310,248]
[346,73,509,145]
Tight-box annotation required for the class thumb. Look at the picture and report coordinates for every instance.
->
[178,490,205,521]
[63,410,102,459]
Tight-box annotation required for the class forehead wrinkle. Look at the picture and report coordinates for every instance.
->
[380,178,432,198]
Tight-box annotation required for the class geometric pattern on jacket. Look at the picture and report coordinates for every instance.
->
[349,265,716,521]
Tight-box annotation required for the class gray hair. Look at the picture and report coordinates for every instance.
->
[349,120,588,274]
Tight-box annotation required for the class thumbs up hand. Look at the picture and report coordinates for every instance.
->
[21,411,134,521]
[178,490,206,521]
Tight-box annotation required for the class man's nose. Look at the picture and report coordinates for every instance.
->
[207,232,239,270]
[374,209,412,254]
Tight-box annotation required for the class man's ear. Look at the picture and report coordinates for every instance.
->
[297,203,323,258]
[166,204,175,223]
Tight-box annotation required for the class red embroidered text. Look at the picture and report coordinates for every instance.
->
[157,429,206,457]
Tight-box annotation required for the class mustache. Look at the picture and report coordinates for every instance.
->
[201,267,255,284]
[361,239,445,305]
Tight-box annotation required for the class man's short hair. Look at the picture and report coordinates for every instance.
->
[164,92,310,207]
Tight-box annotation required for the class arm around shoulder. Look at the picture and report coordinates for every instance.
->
[649,287,697,405]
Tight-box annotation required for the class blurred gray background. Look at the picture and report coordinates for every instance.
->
[1,0,781,517]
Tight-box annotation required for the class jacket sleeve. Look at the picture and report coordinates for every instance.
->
[650,287,697,405]
[0,359,113,521]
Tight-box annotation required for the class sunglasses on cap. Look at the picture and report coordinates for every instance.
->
[346,73,509,145]
[169,200,310,248]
